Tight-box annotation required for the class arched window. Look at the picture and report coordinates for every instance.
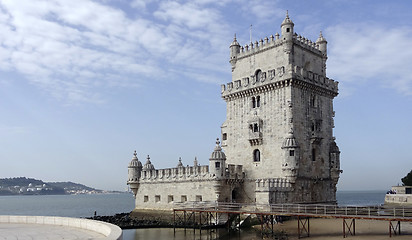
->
[253,149,260,162]
[256,70,262,82]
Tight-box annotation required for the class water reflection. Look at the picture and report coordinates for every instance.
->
[123,228,260,240]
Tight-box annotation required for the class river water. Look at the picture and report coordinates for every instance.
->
[0,191,388,239]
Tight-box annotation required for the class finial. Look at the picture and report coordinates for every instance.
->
[286,10,289,18]
[234,33,237,41]
[319,31,323,38]
[133,150,137,157]
[289,128,294,135]
[146,155,150,162]
[216,138,220,146]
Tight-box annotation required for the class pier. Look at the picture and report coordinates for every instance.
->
[173,202,412,238]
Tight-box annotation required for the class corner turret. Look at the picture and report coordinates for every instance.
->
[281,129,300,183]
[209,138,226,179]
[281,11,294,41]
[229,34,241,71]
[316,31,327,55]
[127,151,142,197]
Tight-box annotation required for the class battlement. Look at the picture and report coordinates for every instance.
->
[139,165,211,182]
[221,64,338,100]
[232,32,323,61]
[130,162,244,184]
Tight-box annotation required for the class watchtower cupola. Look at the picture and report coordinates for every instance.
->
[316,31,327,55]
[128,150,142,182]
[229,34,241,71]
[209,138,227,179]
[281,11,294,41]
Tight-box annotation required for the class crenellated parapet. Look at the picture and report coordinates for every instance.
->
[221,64,338,101]
[139,165,211,182]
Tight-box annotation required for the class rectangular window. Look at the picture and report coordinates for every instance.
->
[168,195,174,203]
[196,195,202,202]
[181,195,187,202]
[222,133,227,140]
[155,195,161,203]
[144,195,149,202]
[289,150,295,157]
[215,162,220,169]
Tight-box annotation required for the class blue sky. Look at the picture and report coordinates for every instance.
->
[0,0,411,191]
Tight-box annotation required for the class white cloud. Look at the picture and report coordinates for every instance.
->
[0,0,236,104]
[327,23,412,95]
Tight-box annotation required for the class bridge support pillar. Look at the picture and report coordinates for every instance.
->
[343,218,355,238]
[389,220,401,237]
[297,216,310,238]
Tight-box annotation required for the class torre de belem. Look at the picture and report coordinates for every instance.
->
[127,13,342,210]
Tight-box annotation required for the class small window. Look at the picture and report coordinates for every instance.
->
[256,96,260,107]
[286,28,290,32]
[252,97,256,108]
[289,150,295,157]
[312,149,316,161]
[215,162,220,169]
[196,195,202,202]
[168,195,174,203]
[253,149,260,162]
[144,195,149,202]
[222,133,227,140]
[181,195,187,202]
[253,123,259,132]
[155,195,161,203]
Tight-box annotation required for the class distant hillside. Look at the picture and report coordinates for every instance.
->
[0,177,102,195]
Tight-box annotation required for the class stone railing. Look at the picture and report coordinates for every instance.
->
[0,215,123,240]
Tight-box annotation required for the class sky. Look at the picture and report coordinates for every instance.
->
[0,0,411,191]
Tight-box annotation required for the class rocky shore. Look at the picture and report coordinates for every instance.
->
[89,212,174,229]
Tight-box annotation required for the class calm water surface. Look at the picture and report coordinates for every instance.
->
[0,191,387,240]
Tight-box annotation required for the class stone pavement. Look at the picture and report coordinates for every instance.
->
[0,223,106,239]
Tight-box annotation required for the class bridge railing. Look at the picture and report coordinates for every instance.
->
[174,202,412,219]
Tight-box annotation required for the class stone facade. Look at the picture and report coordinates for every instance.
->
[127,12,342,210]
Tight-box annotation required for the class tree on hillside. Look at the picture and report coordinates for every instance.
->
[401,170,412,186]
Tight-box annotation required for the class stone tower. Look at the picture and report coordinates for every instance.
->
[221,12,341,204]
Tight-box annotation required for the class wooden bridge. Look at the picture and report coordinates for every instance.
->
[173,202,412,238]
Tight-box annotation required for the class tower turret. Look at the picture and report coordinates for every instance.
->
[127,151,142,197]
[281,11,294,41]
[316,31,327,55]
[281,129,300,183]
[229,34,241,71]
[209,138,226,179]
[143,155,155,170]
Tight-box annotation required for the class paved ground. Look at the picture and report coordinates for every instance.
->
[0,223,106,239]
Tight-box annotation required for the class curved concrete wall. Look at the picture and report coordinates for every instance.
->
[0,215,122,240]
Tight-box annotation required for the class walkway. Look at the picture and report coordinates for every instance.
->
[173,202,412,238]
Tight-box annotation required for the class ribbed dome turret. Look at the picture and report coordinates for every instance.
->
[129,150,142,168]
[281,10,294,27]
[209,138,226,160]
[230,34,240,48]
[282,129,299,148]
[316,31,327,43]
[143,155,155,170]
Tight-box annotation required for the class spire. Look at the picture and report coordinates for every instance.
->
[281,10,294,27]
[316,31,327,43]
[143,155,155,170]
[177,157,183,167]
